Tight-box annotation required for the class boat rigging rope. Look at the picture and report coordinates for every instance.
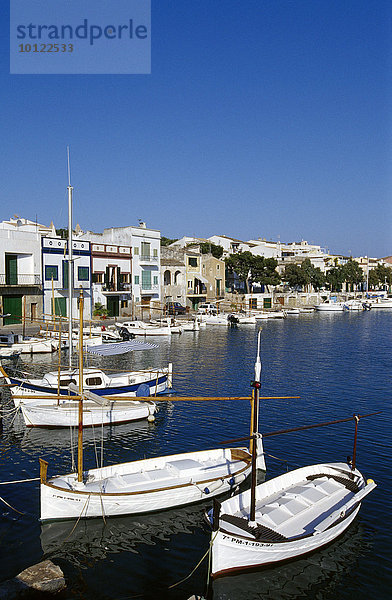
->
[0,494,25,515]
[0,477,40,485]
[168,531,218,590]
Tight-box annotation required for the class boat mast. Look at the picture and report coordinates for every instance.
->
[67,147,74,368]
[249,329,262,523]
[77,287,84,482]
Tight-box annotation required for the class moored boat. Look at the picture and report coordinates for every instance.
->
[209,461,376,577]
[0,364,173,403]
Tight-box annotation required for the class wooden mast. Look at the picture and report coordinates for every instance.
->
[77,287,84,482]
[67,146,74,368]
[249,329,262,523]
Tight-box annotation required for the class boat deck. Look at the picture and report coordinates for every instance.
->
[52,456,249,494]
[222,472,360,541]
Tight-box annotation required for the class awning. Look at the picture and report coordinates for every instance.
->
[86,341,158,356]
[194,275,209,284]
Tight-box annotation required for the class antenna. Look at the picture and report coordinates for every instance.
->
[67,146,71,187]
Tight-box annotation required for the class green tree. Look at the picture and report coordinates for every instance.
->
[161,237,178,246]
[367,269,379,290]
[225,252,255,293]
[326,266,346,292]
[251,256,281,289]
[343,259,364,290]
[199,242,224,259]
[283,263,306,289]
[56,228,68,239]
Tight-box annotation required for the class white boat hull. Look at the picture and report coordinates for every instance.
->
[40,442,265,521]
[314,303,345,312]
[210,462,375,578]
[21,399,156,428]
[211,505,360,576]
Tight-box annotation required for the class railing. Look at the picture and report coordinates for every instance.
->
[141,283,159,291]
[139,255,159,263]
[100,282,131,292]
[0,274,41,285]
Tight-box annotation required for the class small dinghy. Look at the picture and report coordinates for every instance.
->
[209,462,376,577]
[208,403,378,581]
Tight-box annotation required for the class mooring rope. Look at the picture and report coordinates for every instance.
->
[168,530,218,590]
[0,477,40,485]
[0,494,25,514]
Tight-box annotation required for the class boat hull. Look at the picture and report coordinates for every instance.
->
[210,462,374,578]
[211,505,360,577]
[9,369,170,404]
[20,399,156,428]
[40,445,264,521]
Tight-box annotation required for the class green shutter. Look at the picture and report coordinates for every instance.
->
[141,270,151,289]
[5,255,18,285]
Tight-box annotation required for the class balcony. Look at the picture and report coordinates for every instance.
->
[141,283,159,291]
[138,254,159,264]
[0,274,41,286]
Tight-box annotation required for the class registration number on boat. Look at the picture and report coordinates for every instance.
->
[222,534,273,547]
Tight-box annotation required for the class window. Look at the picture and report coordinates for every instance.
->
[78,266,89,281]
[134,275,139,284]
[188,257,197,267]
[92,272,104,284]
[60,378,77,387]
[45,265,58,281]
[153,248,158,257]
[85,377,103,387]
[134,247,139,255]
[153,276,158,285]
[142,270,151,289]
[164,270,171,285]
[121,300,128,308]
[188,280,192,288]
[141,242,150,258]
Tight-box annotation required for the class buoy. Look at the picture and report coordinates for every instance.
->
[147,414,155,423]
[367,478,375,485]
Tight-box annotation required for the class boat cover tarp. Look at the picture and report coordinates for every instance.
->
[86,341,158,355]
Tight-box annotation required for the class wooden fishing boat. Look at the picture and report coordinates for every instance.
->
[209,461,376,577]
[39,443,262,521]
[20,392,157,428]
[208,409,379,579]
[38,317,268,521]
[0,332,60,354]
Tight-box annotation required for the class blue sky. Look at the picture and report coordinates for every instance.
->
[1,1,391,257]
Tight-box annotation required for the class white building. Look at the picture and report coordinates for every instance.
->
[0,217,55,324]
[41,237,92,321]
[78,222,161,310]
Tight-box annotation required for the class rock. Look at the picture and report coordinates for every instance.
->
[0,560,66,598]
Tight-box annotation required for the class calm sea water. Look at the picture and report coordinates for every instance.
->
[0,311,391,599]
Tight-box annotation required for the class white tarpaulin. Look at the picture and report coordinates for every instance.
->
[86,341,158,356]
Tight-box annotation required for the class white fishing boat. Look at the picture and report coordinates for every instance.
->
[20,391,157,428]
[343,299,364,311]
[38,327,270,521]
[254,310,286,320]
[314,300,345,312]
[366,296,392,309]
[39,442,264,520]
[285,308,300,315]
[229,314,257,324]
[198,314,229,325]
[0,332,60,354]
[209,461,375,577]
[115,320,172,336]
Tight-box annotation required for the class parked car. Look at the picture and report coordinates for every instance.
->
[197,303,218,315]
[166,302,187,315]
